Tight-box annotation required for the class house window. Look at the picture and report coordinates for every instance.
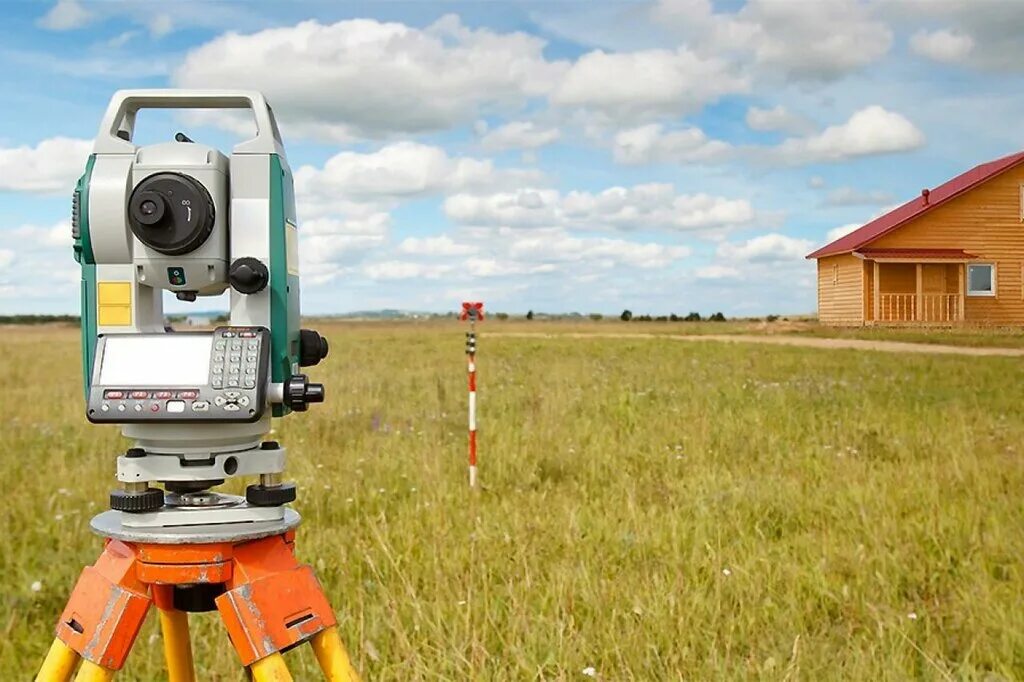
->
[967,263,996,297]
[832,264,839,285]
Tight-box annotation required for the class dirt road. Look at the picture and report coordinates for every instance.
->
[489,332,1024,357]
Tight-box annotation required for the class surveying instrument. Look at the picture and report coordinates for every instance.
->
[35,90,361,682]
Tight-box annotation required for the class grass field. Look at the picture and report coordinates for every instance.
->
[3,321,1024,680]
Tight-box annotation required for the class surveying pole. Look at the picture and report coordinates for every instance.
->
[35,90,361,681]
[460,302,484,488]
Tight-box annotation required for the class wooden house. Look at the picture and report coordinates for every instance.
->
[807,151,1024,326]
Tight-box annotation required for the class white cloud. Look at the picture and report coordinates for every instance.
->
[294,141,542,217]
[445,184,756,234]
[364,260,454,281]
[480,121,561,151]
[174,16,567,140]
[0,249,14,269]
[771,106,925,165]
[652,0,892,82]
[0,137,92,194]
[148,14,174,37]
[397,235,479,257]
[299,214,390,286]
[551,47,748,123]
[612,124,732,165]
[823,186,893,207]
[0,222,77,301]
[909,29,974,64]
[745,105,815,135]
[717,233,813,263]
[507,230,691,268]
[808,176,826,189]
[695,264,741,280]
[37,0,92,31]
[825,223,861,243]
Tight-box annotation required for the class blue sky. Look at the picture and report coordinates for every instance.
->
[3,0,1024,316]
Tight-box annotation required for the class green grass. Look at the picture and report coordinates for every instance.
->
[3,323,1024,680]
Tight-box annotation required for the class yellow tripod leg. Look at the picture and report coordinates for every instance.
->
[249,653,293,682]
[311,627,362,682]
[73,661,114,681]
[36,638,80,682]
[158,608,196,682]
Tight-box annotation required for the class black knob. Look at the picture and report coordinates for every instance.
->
[299,329,329,367]
[282,374,325,412]
[229,257,269,294]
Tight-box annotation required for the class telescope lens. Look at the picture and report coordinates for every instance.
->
[128,173,215,256]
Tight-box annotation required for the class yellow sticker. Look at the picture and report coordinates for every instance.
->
[97,282,132,326]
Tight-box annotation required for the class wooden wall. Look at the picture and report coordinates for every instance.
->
[871,164,1024,324]
[817,254,863,325]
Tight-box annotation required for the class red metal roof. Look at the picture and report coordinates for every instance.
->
[807,150,1024,259]
[855,248,977,260]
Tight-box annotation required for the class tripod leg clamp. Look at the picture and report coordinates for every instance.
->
[54,541,152,670]
[215,535,338,666]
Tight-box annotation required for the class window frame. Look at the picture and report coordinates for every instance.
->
[966,262,997,297]
[832,263,839,285]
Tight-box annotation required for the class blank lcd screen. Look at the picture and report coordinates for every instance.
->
[98,335,213,386]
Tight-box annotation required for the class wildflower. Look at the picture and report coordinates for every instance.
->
[722,568,732,577]
[907,612,918,620]
[30,581,42,592]
[582,667,597,677]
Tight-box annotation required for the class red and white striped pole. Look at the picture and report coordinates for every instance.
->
[460,302,484,488]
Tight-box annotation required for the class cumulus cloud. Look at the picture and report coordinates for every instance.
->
[174,16,567,140]
[0,221,77,302]
[909,28,974,64]
[299,214,391,285]
[479,121,561,151]
[37,0,92,31]
[745,105,815,135]
[716,233,814,263]
[770,106,925,165]
[445,183,756,234]
[551,46,748,123]
[294,141,542,216]
[397,235,479,257]
[612,124,732,165]
[822,186,894,207]
[825,223,862,243]
[0,137,92,194]
[652,0,892,82]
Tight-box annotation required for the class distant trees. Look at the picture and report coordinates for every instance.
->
[708,312,727,322]
[615,311,729,322]
[684,312,701,321]
[589,313,603,321]
[620,309,633,321]
[495,312,509,320]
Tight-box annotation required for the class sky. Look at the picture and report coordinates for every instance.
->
[3,0,1024,317]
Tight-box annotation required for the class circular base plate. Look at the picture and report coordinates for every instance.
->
[90,508,301,544]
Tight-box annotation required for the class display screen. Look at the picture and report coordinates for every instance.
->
[98,335,213,386]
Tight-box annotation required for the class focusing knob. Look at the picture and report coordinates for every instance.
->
[229,257,269,294]
[283,374,325,412]
[128,172,216,256]
[299,329,329,367]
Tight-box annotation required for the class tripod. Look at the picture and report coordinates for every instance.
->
[36,525,361,681]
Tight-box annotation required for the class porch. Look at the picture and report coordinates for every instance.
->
[858,249,973,325]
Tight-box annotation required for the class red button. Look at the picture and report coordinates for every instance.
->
[240,331,256,338]
[150,404,160,412]
[179,390,199,399]
[105,391,125,399]
[130,391,149,399]
[155,391,172,399]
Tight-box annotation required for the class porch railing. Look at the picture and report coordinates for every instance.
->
[877,293,962,322]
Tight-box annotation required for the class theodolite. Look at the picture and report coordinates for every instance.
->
[36,90,360,682]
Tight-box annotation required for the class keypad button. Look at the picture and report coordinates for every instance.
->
[238,396,251,407]
[214,341,226,351]
[212,378,223,388]
[230,353,241,362]
[213,353,224,362]
[224,403,240,412]
[222,331,236,338]
[246,354,257,362]
[179,390,199,399]
[229,367,240,375]
[212,367,223,375]
[227,379,240,387]
[245,367,255,375]
[214,396,227,406]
